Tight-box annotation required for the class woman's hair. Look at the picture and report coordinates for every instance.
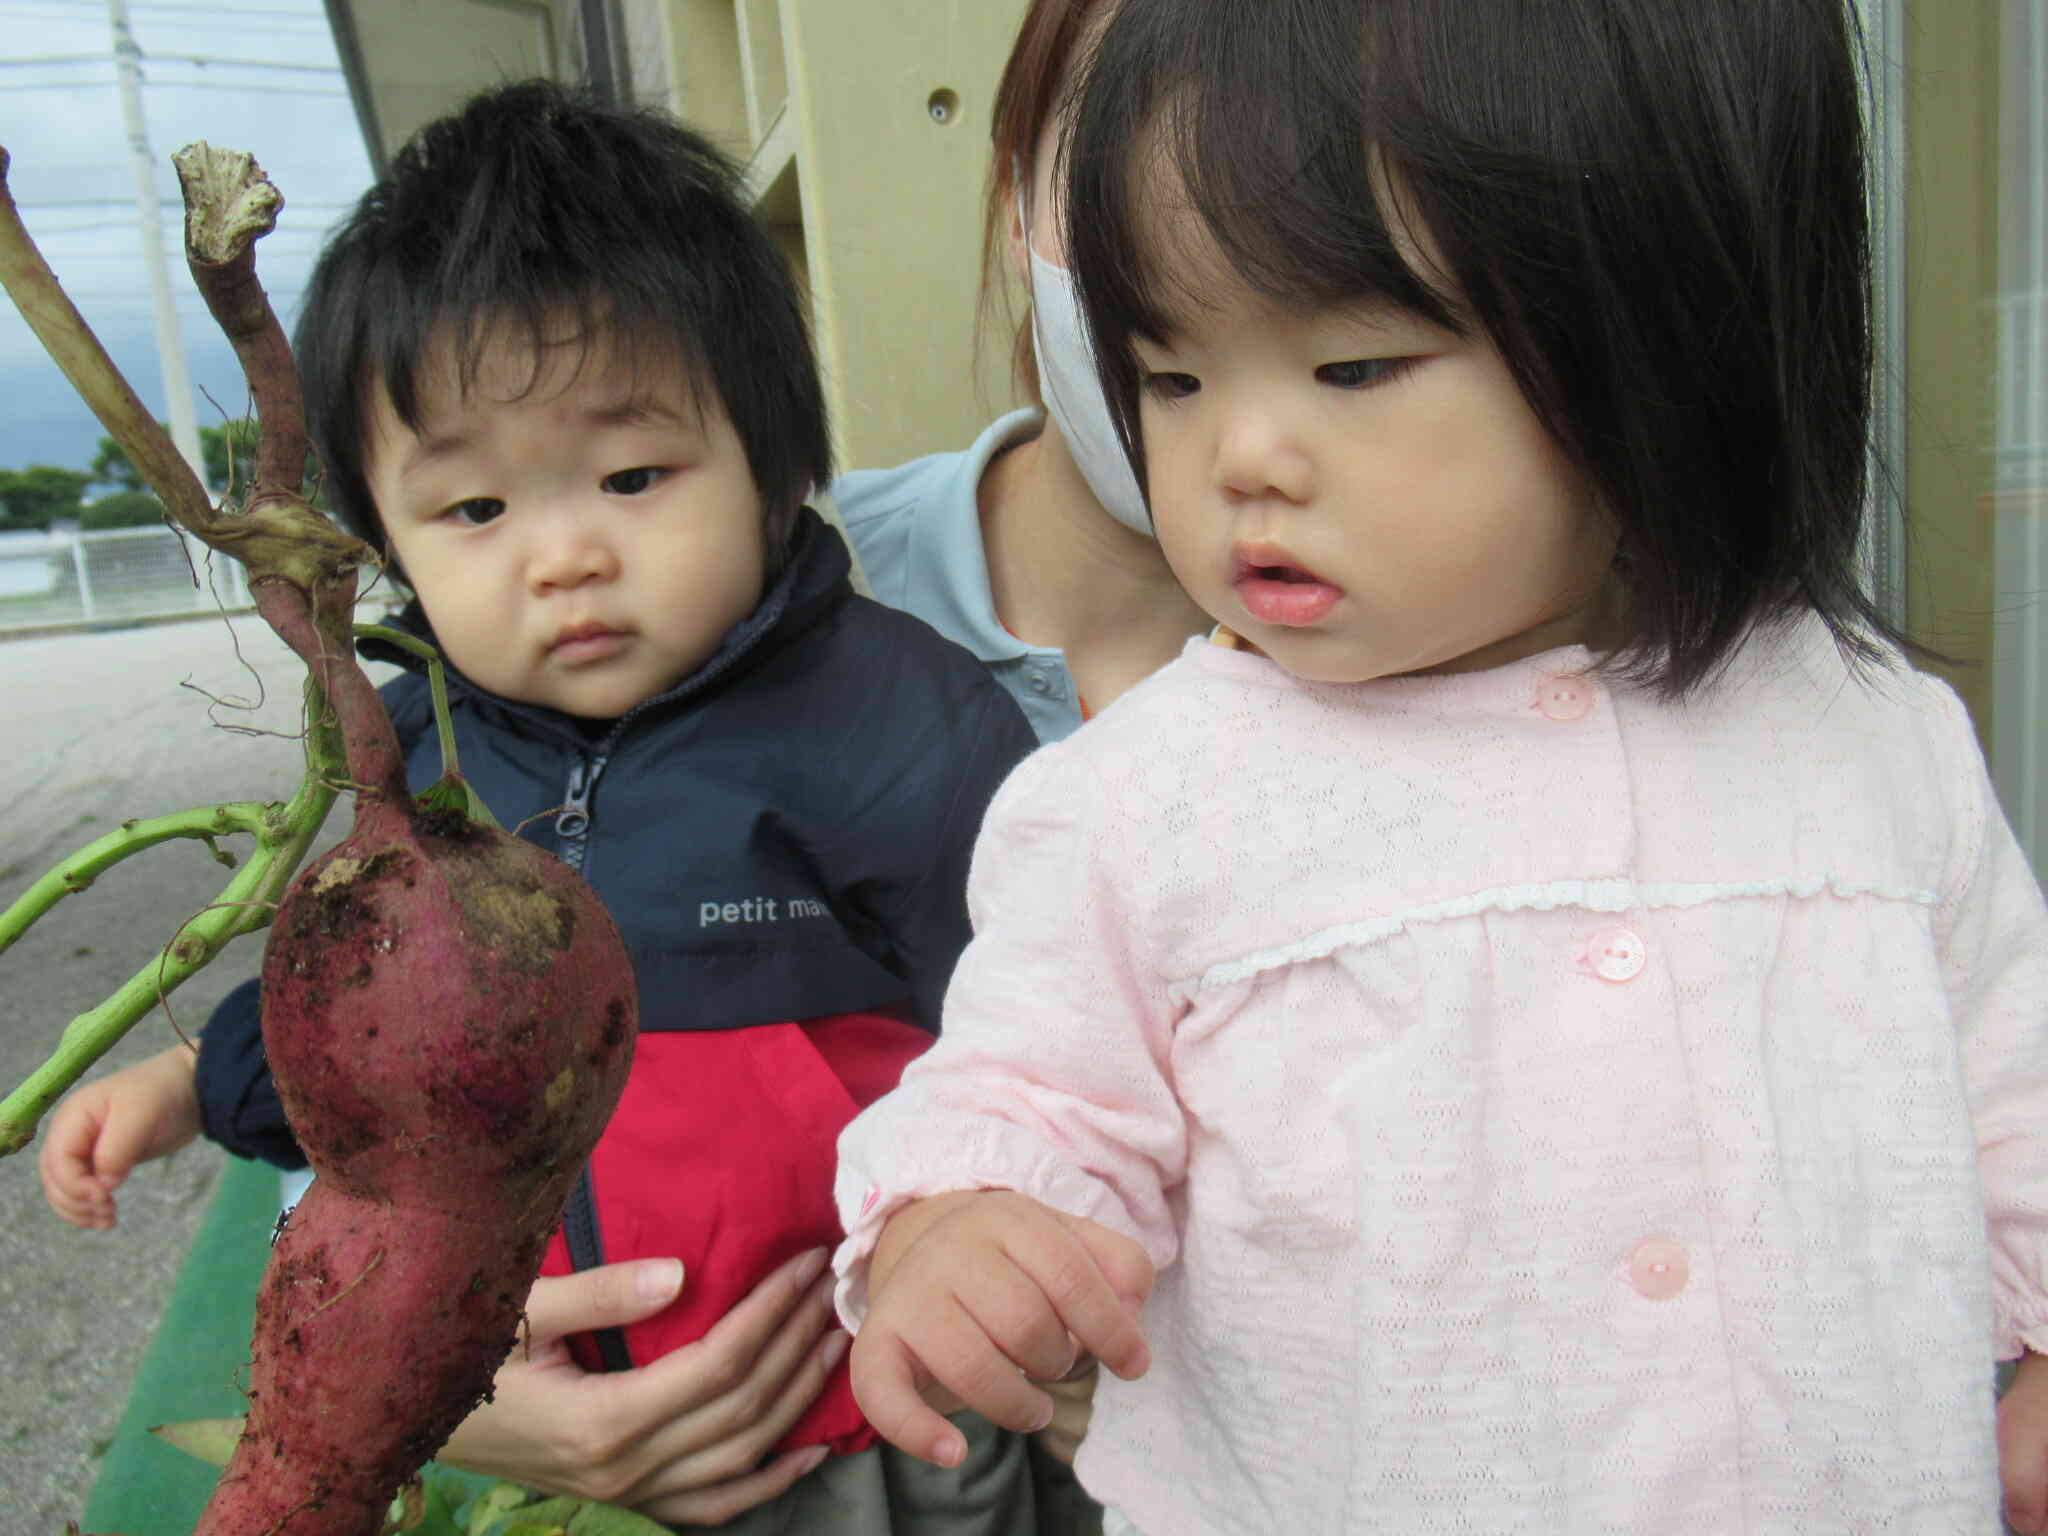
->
[1063,0,1897,696]
[979,0,1115,395]
[295,79,831,576]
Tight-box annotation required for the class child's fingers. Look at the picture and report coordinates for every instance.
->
[956,1257,1092,1383]
[899,1297,1059,1435]
[40,1169,108,1227]
[1014,1217,1152,1382]
[41,1173,116,1228]
[37,1106,116,1228]
[848,1327,979,1469]
[1067,1213,1157,1311]
[91,1113,164,1190]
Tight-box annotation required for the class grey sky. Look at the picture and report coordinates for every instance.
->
[1,0,372,480]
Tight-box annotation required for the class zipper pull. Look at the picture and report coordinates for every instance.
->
[556,757,595,840]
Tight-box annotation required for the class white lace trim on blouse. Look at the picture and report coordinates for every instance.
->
[1196,874,1939,991]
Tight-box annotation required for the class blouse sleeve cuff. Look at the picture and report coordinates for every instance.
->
[1997,1294,2048,1363]
[830,1120,1157,1333]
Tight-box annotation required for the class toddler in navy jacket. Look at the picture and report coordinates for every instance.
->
[41,79,1036,1509]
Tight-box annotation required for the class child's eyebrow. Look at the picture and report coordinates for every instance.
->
[584,398,698,431]
[394,397,700,478]
[398,428,473,477]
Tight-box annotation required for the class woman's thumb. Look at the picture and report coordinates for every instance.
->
[523,1257,685,1340]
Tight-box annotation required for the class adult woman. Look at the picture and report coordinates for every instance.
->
[834,0,1208,744]
[439,1,1202,1525]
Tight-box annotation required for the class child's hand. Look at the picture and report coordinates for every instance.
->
[850,1189,1153,1469]
[2003,1351,2048,1533]
[38,1045,202,1229]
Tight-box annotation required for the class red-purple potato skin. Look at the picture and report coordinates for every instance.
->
[194,796,637,1536]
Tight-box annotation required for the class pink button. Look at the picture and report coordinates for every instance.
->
[1582,926,1647,983]
[1629,1237,1689,1300]
[1534,675,1595,721]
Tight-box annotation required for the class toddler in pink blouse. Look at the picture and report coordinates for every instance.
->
[831,1,2048,1531]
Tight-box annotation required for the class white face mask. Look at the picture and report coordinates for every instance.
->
[1022,192,1155,538]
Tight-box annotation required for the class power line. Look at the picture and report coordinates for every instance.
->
[18,2,328,17]
[0,54,341,73]
[7,6,324,19]
[4,78,349,96]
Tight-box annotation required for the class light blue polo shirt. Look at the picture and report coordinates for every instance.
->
[828,408,1085,745]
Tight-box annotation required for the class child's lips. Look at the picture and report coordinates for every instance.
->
[1232,546,1342,628]
[550,622,628,663]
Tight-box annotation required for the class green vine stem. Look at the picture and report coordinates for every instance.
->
[0,804,273,956]
[0,138,411,1155]
[0,673,348,1156]
[0,606,504,1151]
[355,624,460,778]
[355,624,505,830]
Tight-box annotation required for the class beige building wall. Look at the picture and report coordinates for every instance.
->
[644,0,1031,473]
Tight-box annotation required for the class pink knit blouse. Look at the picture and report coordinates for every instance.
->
[834,622,2048,1534]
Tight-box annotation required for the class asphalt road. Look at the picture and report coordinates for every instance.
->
[0,612,393,1533]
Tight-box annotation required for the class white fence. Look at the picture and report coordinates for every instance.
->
[0,524,253,632]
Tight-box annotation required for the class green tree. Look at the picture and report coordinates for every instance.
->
[78,490,167,530]
[91,418,264,498]
[88,434,145,493]
[0,465,91,530]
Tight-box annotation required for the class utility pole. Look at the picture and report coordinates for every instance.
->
[107,0,207,492]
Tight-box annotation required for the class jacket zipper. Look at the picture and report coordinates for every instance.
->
[554,753,608,873]
[561,1165,634,1371]
[552,752,631,1369]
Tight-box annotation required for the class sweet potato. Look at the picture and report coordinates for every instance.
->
[192,793,636,1536]
[0,134,641,1536]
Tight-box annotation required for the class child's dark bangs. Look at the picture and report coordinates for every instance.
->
[1181,32,1446,326]
[372,276,713,437]
[1074,0,1457,344]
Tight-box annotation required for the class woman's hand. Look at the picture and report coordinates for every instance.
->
[438,1247,844,1525]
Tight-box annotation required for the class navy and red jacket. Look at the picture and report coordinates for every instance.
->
[194,510,1037,1455]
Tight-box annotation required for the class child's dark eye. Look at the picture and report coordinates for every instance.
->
[1142,371,1201,402]
[1316,357,1413,390]
[602,466,666,495]
[446,497,505,527]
